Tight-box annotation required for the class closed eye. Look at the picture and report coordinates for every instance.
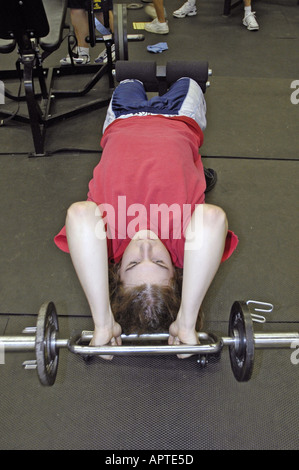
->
[125,261,140,272]
[126,260,169,272]
[155,260,169,270]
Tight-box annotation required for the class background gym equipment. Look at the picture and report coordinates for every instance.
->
[0,0,145,156]
[0,0,116,156]
[0,0,208,156]
[0,0,210,157]
[1,300,298,386]
[86,0,145,61]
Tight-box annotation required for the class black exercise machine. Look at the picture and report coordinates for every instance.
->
[0,0,114,157]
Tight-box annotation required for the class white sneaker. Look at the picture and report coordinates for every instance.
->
[144,4,167,19]
[173,2,197,18]
[60,53,90,66]
[94,44,116,64]
[144,18,169,34]
[243,12,259,31]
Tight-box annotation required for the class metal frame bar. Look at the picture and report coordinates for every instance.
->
[0,0,147,156]
[0,38,114,156]
[223,0,243,16]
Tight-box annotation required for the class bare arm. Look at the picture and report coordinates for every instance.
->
[65,201,121,358]
[169,204,228,356]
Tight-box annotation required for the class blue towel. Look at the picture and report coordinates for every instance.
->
[147,42,168,53]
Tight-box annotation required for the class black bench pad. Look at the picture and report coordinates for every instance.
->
[0,39,16,54]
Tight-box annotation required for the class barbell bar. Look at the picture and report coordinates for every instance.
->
[0,301,298,386]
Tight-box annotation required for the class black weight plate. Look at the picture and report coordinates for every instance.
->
[35,302,59,386]
[113,3,128,61]
[228,301,255,382]
[127,3,144,9]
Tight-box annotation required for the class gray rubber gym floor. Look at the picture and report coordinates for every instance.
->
[0,0,298,451]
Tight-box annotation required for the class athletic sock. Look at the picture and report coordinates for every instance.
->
[77,46,89,56]
[244,6,252,16]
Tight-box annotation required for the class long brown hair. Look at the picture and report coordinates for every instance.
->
[109,263,203,335]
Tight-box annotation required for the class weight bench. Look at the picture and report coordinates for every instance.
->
[115,60,212,96]
[0,0,114,156]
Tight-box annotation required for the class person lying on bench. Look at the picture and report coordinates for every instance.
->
[54,77,238,358]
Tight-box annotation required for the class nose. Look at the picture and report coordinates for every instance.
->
[139,240,154,259]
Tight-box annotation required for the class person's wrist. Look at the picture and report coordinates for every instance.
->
[176,308,196,332]
[93,309,114,331]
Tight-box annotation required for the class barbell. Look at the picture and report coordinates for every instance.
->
[0,300,298,386]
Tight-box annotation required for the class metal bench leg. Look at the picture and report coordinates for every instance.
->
[223,0,243,16]
[223,0,232,15]
[23,54,46,156]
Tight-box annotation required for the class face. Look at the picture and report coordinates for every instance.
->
[120,230,175,287]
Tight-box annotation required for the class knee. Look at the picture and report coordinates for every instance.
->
[70,8,87,20]
[204,204,228,232]
[66,201,98,224]
[185,204,228,243]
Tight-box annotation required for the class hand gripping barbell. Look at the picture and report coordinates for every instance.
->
[0,300,298,386]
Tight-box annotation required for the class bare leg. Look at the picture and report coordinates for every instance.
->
[153,0,166,22]
[70,8,89,48]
